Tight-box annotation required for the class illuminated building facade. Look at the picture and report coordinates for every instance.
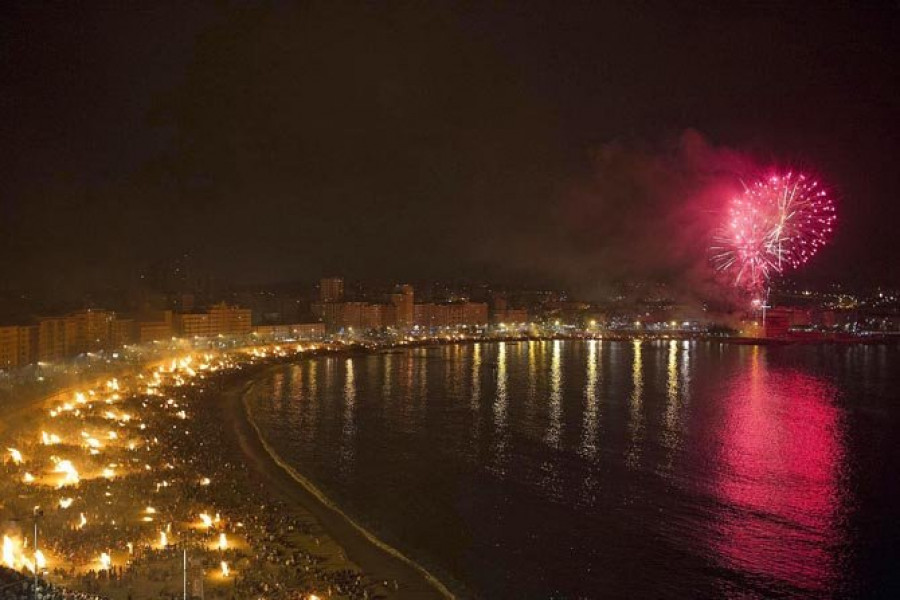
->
[320,277,344,303]
[209,303,252,335]
[38,317,68,361]
[390,284,415,329]
[0,325,36,370]
[253,322,326,339]
[414,302,488,328]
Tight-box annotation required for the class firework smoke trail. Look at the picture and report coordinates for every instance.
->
[711,172,836,293]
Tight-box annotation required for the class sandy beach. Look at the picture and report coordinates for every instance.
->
[0,345,454,599]
[220,368,453,599]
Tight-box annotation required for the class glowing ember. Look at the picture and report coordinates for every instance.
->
[59,498,74,509]
[199,513,213,528]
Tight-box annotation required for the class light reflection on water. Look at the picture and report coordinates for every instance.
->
[247,341,900,599]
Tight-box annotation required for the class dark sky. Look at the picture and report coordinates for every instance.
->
[2,1,898,297]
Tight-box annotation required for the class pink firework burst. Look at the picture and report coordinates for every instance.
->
[711,172,836,291]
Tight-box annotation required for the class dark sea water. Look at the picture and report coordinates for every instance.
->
[245,341,900,599]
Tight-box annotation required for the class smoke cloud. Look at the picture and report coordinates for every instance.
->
[480,130,759,310]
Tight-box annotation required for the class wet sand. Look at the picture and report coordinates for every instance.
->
[220,369,455,600]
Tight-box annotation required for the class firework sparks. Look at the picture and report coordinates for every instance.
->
[711,172,835,291]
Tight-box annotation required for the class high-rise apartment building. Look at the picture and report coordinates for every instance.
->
[38,317,68,361]
[209,303,252,335]
[0,325,36,370]
[67,309,115,354]
[320,277,344,303]
[414,302,488,328]
[390,284,415,329]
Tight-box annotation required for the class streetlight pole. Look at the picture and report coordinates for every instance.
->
[33,507,43,600]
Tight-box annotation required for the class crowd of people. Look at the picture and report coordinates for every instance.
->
[0,566,108,600]
[1,348,398,599]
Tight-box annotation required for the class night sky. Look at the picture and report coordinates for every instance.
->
[2,2,898,297]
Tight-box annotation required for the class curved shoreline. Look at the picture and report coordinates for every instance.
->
[221,361,457,600]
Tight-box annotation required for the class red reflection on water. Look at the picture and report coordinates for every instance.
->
[711,347,844,592]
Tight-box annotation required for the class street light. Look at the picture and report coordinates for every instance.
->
[33,506,42,600]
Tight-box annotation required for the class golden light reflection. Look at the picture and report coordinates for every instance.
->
[581,340,599,460]
[666,340,679,429]
[546,340,563,448]
[340,358,357,475]
[626,339,644,468]
[490,342,509,473]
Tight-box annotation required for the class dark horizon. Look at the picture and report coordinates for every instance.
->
[2,2,898,298]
